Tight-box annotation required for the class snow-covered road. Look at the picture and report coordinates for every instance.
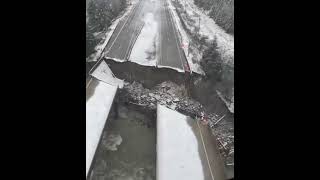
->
[157,104,226,180]
[101,0,189,72]
[129,12,158,66]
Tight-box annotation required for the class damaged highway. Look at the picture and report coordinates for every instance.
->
[86,0,234,179]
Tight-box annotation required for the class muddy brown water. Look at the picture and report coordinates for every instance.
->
[89,104,156,180]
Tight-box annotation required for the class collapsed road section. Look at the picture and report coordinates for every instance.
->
[87,58,234,179]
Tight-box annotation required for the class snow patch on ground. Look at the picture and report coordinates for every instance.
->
[130,12,158,66]
[105,56,126,63]
[175,0,234,66]
[186,47,205,74]
[86,0,139,62]
[167,0,234,69]
[157,65,184,73]
[86,81,117,176]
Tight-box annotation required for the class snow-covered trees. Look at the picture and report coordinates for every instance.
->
[200,39,223,82]
[194,0,234,34]
[86,0,127,57]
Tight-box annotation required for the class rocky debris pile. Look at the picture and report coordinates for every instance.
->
[217,89,234,113]
[122,81,203,116]
[212,121,234,166]
[120,81,234,167]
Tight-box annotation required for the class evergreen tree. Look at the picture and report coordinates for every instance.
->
[200,39,223,82]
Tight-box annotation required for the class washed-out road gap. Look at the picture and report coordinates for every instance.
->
[104,0,188,71]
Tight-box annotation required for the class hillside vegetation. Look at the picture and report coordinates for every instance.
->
[194,0,234,34]
[86,0,127,57]
[200,39,234,113]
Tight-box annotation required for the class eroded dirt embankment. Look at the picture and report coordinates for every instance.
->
[106,58,230,115]
[105,58,190,88]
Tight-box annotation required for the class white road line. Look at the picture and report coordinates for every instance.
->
[158,22,162,65]
[105,0,141,55]
[164,7,170,36]
[160,4,163,65]
[163,2,171,65]
[166,1,185,71]
[158,3,162,66]
[124,2,145,60]
[124,31,137,60]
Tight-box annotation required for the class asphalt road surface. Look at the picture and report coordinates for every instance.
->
[104,0,188,71]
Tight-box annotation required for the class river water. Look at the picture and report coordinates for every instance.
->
[89,105,156,180]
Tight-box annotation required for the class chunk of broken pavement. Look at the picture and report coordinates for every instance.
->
[155,94,161,100]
